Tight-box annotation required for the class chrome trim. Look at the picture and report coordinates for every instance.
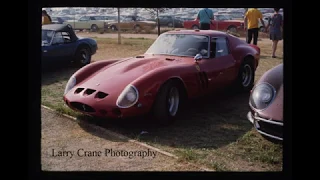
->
[253,112,283,126]
[247,111,283,141]
[256,130,283,141]
[249,82,277,112]
[116,84,139,108]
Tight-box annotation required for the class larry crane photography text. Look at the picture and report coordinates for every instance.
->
[51,148,157,159]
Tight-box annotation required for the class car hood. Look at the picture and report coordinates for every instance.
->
[77,55,190,95]
[140,21,156,24]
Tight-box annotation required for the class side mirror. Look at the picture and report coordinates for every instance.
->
[194,54,202,61]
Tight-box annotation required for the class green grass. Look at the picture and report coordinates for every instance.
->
[41,37,283,171]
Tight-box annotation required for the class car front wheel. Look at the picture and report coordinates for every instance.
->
[235,57,255,92]
[153,80,181,125]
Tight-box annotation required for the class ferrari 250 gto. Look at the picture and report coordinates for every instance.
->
[63,30,260,124]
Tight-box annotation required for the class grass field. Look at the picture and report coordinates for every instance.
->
[41,36,283,171]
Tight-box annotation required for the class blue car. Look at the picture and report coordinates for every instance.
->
[42,24,97,69]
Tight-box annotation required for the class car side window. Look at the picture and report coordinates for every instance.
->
[51,32,64,44]
[61,32,71,43]
[210,37,230,58]
[79,16,89,21]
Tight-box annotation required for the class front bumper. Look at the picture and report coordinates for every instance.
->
[247,111,283,141]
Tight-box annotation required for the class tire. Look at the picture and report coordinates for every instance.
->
[91,24,98,32]
[167,22,173,27]
[74,46,91,67]
[192,25,199,29]
[234,57,255,92]
[110,25,118,31]
[259,26,265,32]
[153,80,182,125]
[134,25,141,33]
[227,25,237,33]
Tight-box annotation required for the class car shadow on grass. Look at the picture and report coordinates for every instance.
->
[77,89,252,150]
[41,66,80,86]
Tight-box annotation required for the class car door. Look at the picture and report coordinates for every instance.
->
[210,16,218,30]
[197,37,237,91]
[77,16,89,29]
[45,31,75,66]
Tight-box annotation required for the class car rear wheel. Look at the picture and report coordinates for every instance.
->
[153,80,181,125]
[227,25,237,33]
[234,57,255,92]
[134,25,141,33]
[192,25,199,29]
[75,46,91,67]
[91,24,98,32]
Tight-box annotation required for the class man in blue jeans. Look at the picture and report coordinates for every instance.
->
[196,8,213,30]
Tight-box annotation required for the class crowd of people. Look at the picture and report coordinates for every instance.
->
[42,8,283,58]
[196,8,283,58]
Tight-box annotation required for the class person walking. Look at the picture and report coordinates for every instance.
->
[42,10,52,25]
[196,8,213,30]
[244,8,265,45]
[266,8,283,58]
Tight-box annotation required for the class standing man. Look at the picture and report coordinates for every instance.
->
[196,8,213,30]
[244,8,265,45]
[42,10,52,25]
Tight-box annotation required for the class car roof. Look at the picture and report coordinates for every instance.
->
[42,24,71,31]
[164,30,228,37]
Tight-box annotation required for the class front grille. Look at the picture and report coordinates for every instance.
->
[74,88,84,94]
[70,102,95,113]
[257,120,283,139]
[84,89,96,95]
[95,91,108,99]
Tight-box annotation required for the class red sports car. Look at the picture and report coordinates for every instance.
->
[63,30,260,124]
[247,63,283,141]
[183,15,244,33]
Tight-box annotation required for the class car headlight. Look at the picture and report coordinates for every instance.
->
[116,85,139,108]
[249,83,276,110]
[64,76,76,95]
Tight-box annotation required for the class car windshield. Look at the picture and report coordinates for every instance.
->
[42,30,54,46]
[145,34,209,57]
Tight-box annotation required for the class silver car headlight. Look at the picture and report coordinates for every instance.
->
[249,83,276,110]
[64,76,76,95]
[116,85,139,108]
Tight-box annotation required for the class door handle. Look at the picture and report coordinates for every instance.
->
[43,50,47,53]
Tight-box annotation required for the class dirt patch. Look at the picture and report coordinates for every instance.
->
[41,107,205,171]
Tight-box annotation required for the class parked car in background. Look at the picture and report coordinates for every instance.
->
[155,15,184,28]
[51,16,73,24]
[247,63,283,142]
[108,16,156,32]
[42,24,97,69]
[176,16,196,21]
[63,15,108,32]
[63,30,260,124]
[93,15,118,22]
[183,15,244,32]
